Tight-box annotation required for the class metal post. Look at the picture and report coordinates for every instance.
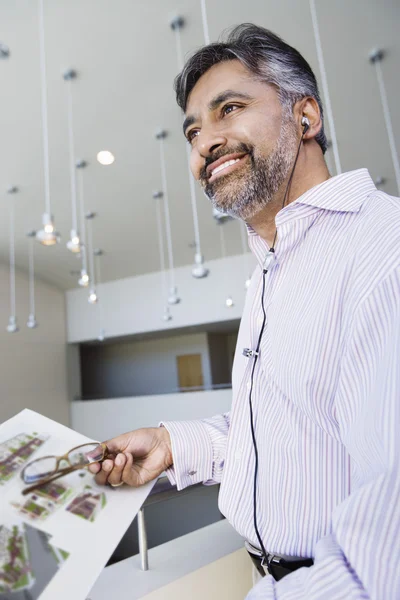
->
[138,507,149,571]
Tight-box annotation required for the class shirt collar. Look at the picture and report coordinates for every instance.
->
[246,169,376,236]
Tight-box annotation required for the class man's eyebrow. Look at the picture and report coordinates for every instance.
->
[182,90,253,136]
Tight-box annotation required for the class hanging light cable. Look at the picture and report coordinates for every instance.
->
[35,0,60,246]
[239,221,253,290]
[94,248,106,340]
[369,48,400,195]
[170,16,209,279]
[26,231,38,328]
[153,191,172,321]
[64,69,81,253]
[85,212,98,304]
[6,186,19,333]
[309,0,341,176]
[76,160,89,287]
[156,130,180,304]
[219,224,234,308]
[200,0,211,45]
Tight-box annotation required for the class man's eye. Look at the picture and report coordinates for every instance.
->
[222,104,240,116]
[187,130,199,143]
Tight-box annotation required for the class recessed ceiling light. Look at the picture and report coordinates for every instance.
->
[97,151,115,166]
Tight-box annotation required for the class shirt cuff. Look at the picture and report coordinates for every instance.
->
[160,420,214,491]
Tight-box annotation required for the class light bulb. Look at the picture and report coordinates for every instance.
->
[97,151,115,166]
[225,296,234,308]
[88,289,98,304]
[78,270,89,287]
[162,307,172,321]
[6,316,19,333]
[192,253,209,279]
[167,286,181,305]
[66,230,81,253]
[27,314,38,329]
[36,213,60,246]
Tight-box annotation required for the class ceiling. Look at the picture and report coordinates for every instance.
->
[0,0,399,290]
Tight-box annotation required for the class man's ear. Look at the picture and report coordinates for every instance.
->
[294,97,322,140]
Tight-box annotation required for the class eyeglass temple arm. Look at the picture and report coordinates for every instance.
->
[22,464,83,496]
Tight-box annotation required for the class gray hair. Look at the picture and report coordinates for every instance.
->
[174,23,328,153]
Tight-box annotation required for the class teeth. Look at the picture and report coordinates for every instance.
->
[211,158,240,176]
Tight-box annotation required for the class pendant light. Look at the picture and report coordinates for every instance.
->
[26,231,38,328]
[63,69,81,253]
[85,212,97,304]
[153,191,172,321]
[219,224,234,308]
[369,48,400,195]
[170,16,209,279]
[155,130,180,305]
[76,160,90,287]
[94,248,106,340]
[309,0,341,175]
[35,0,60,246]
[6,187,19,333]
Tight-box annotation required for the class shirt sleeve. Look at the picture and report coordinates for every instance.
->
[247,266,400,600]
[160,412,231,491]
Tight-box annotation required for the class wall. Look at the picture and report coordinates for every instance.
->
[70,388,232,440]
[0,263,69,425]
[66,253,257,343]
[79,332,212,399]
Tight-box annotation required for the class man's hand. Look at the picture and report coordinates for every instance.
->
[88,427,173,487]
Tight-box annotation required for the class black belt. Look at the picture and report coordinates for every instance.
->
[247,550,313,581]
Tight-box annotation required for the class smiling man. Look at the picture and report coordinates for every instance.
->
[90,24,400,599]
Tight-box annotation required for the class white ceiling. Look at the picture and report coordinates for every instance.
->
[0,0,399,290]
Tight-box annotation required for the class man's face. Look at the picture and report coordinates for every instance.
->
[183,60,299,220]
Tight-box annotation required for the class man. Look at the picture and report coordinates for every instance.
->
[89,24,400,599]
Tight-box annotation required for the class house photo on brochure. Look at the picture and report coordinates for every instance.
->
[0,410,155,600]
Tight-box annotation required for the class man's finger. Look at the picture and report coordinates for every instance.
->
[88,463,101,474]
[107,453,127,486]
[94,458,114,486]
[122,452,137,486]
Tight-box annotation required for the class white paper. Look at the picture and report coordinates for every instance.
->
[0,409,155,600]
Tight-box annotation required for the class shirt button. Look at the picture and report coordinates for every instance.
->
[188,470,197,476]
[257,316,263,327]
[246,381,252,390]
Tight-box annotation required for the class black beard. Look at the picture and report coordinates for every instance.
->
[200,120,298,221]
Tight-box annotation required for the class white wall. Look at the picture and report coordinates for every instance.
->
[70,389,232,440]
[66,253,256,343]
[80,333,213,399]
[0,264,69,425]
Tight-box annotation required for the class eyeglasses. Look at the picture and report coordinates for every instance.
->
[20,442,108,496]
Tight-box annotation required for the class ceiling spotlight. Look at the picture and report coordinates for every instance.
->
[78,269,89,287]
[66,229,81,253]
[88,289,98,304]
[6,316,19,333]
[168,286,180,305]
[27,314,38,329]
[225,296,234,308]
[97,151,115,166]
[192,253,209,279]
[36,213,60,246]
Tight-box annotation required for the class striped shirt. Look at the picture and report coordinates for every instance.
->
[163,169,400,599]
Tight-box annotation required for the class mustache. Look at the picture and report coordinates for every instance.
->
[199,142,253,182]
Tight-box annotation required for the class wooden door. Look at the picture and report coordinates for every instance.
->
[176,354,204,391]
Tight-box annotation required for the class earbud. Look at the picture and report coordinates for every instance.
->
[301,116,310,134]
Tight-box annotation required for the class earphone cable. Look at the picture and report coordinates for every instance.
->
[248,125,306,565]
